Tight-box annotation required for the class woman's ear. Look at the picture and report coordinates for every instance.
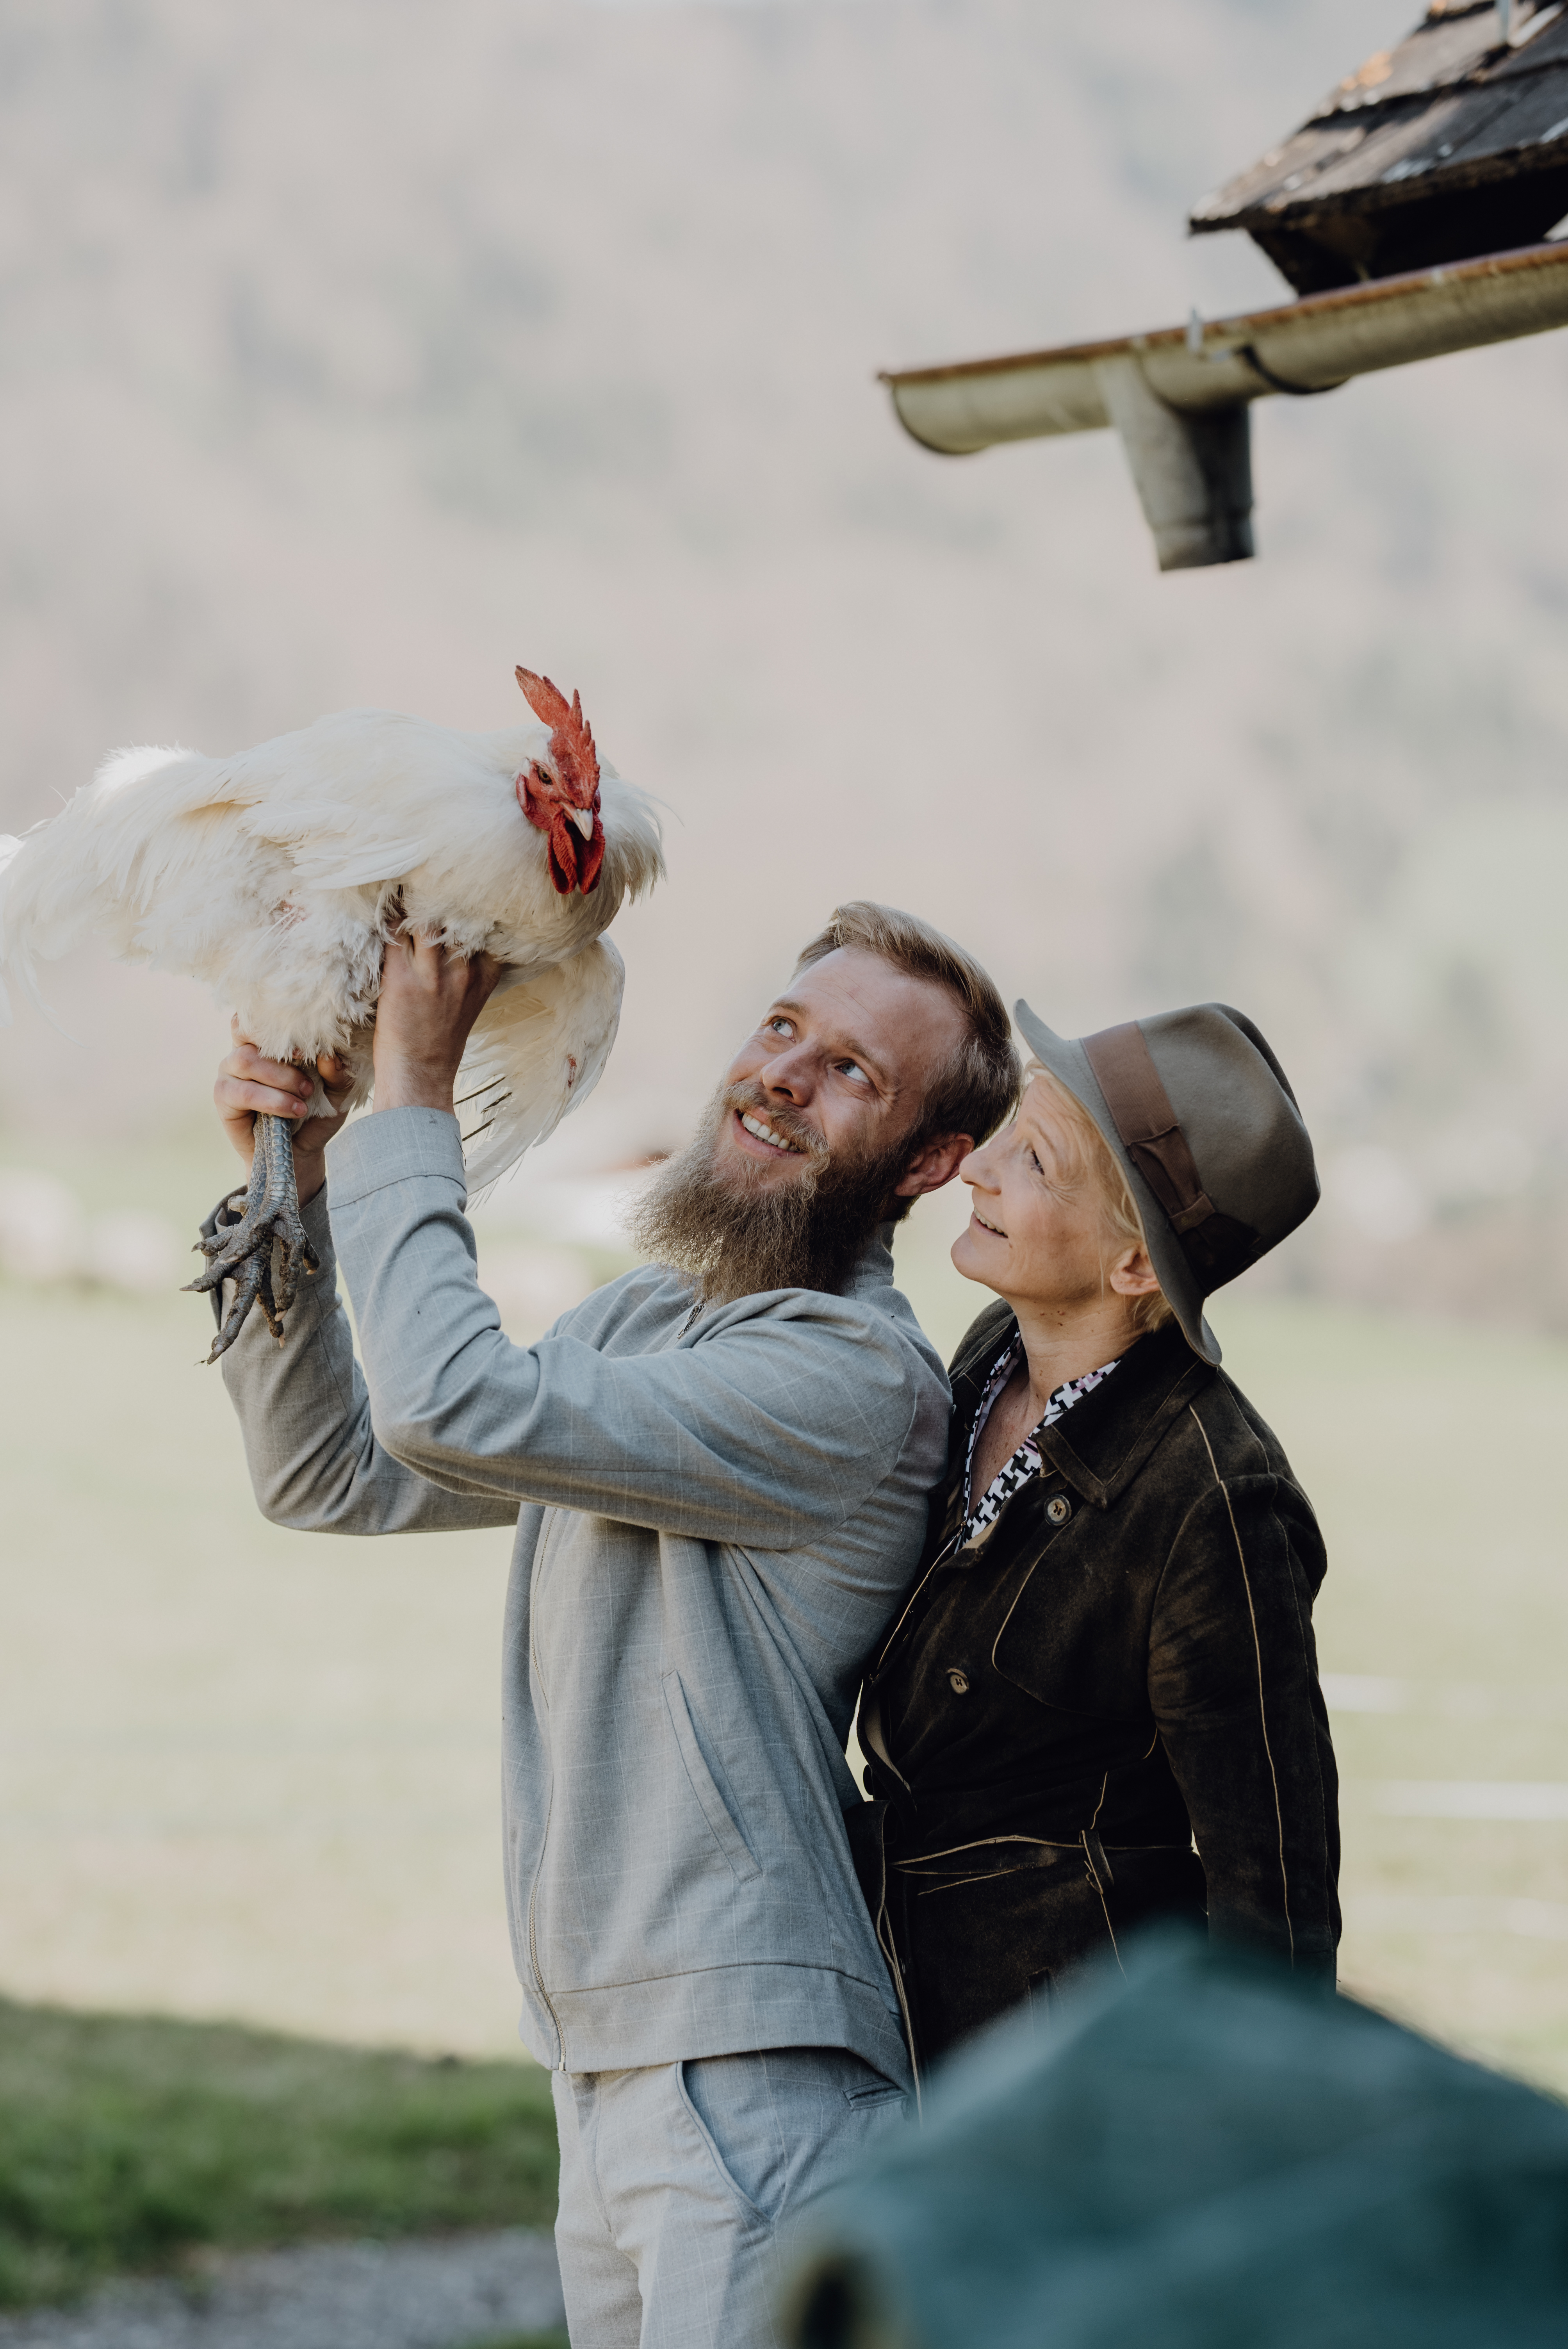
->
[1107,1244,1162,1299]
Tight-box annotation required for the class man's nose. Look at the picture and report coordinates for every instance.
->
[761,1044,816,1101]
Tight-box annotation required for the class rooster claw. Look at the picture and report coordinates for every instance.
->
[185,1112,317,1363]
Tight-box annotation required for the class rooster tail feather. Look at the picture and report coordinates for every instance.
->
[453,936,625,1191]
[0,828,80,1028]
[0,750,202,1026]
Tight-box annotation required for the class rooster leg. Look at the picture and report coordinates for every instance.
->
[204,1247,268,1362]
[256,1244,287,1344]
[184,1113,319,1363]
[194,1148,266,1264]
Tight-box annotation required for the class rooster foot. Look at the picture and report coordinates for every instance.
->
[185,1112,318,1364]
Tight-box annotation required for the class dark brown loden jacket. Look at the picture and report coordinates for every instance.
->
[857,1304,1341,2065]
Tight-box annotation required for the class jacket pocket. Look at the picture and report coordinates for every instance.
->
[662,1672,762,1885]
[845,2077,906,2111]
[991,1540,1153,1719]
[675,2058,770,2225]
[528,1508,566,1709]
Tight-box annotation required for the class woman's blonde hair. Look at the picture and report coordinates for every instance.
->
[1024,1059,1175,1338]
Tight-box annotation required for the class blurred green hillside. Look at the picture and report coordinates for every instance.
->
[2,0,1568,1323]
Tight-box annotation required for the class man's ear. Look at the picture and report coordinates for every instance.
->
[893,1134,973,1201]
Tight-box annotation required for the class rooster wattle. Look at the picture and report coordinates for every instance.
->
[0,665,664,1359]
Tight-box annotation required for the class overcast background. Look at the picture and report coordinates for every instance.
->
[2,0,1566,1322]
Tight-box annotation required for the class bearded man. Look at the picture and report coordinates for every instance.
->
[209,900,1020,2349]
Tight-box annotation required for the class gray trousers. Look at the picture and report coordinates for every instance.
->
[550,2048,908,2347]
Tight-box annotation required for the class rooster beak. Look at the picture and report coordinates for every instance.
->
[568,805,595,840]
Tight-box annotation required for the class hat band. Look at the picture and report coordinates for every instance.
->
[1082,1022,1215,1229]
[1081,1023,1261,1292]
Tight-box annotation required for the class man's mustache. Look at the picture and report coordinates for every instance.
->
[718,1082,830,1167]
[631,1073,911,1306]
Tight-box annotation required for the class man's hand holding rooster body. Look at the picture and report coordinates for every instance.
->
[213,937,499,1208]
[371,933,502,1115]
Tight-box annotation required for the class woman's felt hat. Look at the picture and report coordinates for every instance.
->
[1012,1000,1319,1366]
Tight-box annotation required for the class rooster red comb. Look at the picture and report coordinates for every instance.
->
[514,665,605,895]
[516,666,600,804]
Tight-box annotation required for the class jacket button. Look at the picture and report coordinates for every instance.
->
[947,1668,970,1695]
[1046,1494,1072,1526]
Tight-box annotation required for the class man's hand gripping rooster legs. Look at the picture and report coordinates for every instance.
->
[197,939,499,1365]
[196,1025,355,1365]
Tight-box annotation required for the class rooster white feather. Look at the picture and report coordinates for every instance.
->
[0,667,664,1348]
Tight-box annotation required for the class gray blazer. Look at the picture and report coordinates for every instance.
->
[217,1108,949,2082]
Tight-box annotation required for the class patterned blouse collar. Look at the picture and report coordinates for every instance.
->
[957,1332,1119,1552]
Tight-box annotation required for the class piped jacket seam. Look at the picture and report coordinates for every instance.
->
[1270,1488,1337,1939]
[330,1169,468,1210]
[1187,1398,1295,1962]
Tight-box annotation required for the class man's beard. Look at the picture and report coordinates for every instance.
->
[627,1082,912,1308]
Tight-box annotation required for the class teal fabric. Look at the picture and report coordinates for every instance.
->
[782,1932,1568,2349]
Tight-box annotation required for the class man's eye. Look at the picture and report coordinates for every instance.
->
[767,1017,793,1038]
[837,1060,870,1085]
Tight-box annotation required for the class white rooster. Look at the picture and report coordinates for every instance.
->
[0,667,664,1358]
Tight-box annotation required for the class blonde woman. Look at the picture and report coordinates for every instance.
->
[857,1003,1340,2067]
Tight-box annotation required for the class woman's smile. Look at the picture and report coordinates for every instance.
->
[971,1208,1008,1237]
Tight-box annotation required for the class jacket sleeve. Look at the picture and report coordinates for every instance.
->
[300,1108,922,1548]
[1147,1463,1340,1975]
[217,1187,519,1536]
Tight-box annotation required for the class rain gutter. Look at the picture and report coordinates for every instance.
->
[880,238,1568,567]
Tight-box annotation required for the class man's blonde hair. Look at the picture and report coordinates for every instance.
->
[1025,1060,1175,1338]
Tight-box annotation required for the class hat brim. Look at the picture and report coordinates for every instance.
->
[1014,1000,1221,1367]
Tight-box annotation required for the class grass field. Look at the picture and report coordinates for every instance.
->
[1,1143,1566,2303]
[0,1997,557,2308]
[1179,1292,1568,2095]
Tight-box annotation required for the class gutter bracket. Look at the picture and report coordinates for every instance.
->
[1237,343,1348,398]
[1095,356,1254,570]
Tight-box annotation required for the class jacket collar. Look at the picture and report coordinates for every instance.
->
[946,1307,1211,1508]
[947,1297,1019,1428]
[843,1221,900,1299]
[1032,1320,1213,1507]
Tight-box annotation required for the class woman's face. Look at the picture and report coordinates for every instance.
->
[951,1077,1146,1320]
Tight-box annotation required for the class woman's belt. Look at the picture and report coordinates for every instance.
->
[893,1833,1077,1878]
[892,1828,1195,1897]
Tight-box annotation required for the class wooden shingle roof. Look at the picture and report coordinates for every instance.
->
[1190,1,1568,292]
